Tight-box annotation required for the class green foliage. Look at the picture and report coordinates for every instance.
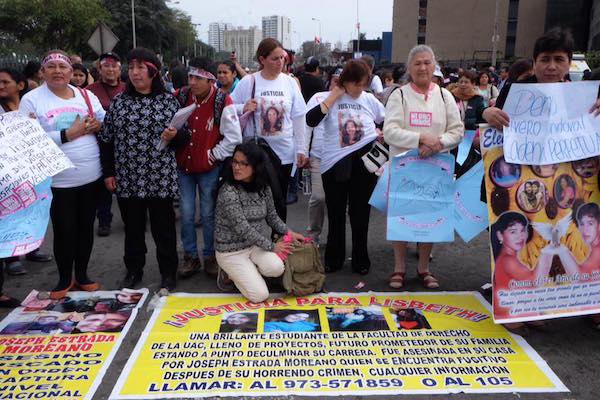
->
[585,50,600,70]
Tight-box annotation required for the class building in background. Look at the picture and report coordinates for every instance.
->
[591,0,600,50]
[350,32,393,64]
[262,15,292,48]
[208,22,233,53]
[223,26,262,68]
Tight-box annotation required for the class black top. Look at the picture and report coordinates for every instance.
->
[299,73,326,102]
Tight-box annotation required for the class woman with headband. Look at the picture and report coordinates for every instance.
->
[99,47,188,292]
[20,49,105,299]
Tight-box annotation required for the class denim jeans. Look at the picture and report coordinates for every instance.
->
[178,166,221,258]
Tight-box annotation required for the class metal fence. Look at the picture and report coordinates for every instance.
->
[0,54,40,70]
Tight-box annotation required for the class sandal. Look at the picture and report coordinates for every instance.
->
[417,271,439,289]
[389,272,405,289]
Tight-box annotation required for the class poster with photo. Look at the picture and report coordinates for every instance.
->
[0,289,148,400]
[481,124,600,323]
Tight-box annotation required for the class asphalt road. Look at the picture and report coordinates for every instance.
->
[1,195,597,400]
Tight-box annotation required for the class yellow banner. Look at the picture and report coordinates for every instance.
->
[0,289,148,400]
[111,292,567,398]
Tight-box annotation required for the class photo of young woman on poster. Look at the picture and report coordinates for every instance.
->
[326,307,389,331]
[491,212,555,291]
[219,312,258,333]
[572,158,599,178]
[517,180,547,213]
[263,309,321,332]
[390,307,431,330]
[531,164,559,178]
[259,99,284,136]
[554,174,577,209]
[490,156,521,188]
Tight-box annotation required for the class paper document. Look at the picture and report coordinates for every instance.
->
[156,103,197,150]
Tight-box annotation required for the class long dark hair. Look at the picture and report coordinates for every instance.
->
[262,106,282,132]
[125,47,166,96]
[0,68,29,100]
[490,212,531,260]
[221,142,269,192]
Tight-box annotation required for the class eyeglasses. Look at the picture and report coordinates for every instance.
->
[232,159,249,168]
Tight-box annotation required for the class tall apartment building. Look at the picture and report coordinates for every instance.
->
[391,0,547,63]
[223,26,262,67]
[208,22,233,52]
[261,15,292,48]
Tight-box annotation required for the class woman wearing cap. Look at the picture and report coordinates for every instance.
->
[99,47,188,292]
[306,59,385,275]
[231,38,307,222]
[383,45,463,289]
[20,49,105,299]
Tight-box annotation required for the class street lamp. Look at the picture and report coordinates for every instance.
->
[131,0,137,48]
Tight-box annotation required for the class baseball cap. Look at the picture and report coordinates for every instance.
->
[305,56,320,72]
[99,52,121,63]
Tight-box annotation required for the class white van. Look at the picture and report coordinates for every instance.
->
[570,53,590,81]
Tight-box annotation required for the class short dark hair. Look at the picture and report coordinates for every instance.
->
[125,47,166,96]
[189,57,213,72]
[577,203,600,224]
[338,59,371,88]
[476,71,490,85]
[221,142,269,192]
[218,60,237,75]
[0,68,29,98]
[508,58,533,82]
[23,61,41,80]
[458,70,477,84]
[533,28,574,62]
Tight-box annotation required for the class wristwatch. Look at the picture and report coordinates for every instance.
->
[60,129,69,144]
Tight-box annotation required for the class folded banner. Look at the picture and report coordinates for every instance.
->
[368,163,389,213]
[387,150,455,242]
[0,111,73,257]
[481,124,600,323]
[456,129,476,166]
[454,161,489,242]
[0,289,148,400]
[110,292,566,398]
[502,81,600,165]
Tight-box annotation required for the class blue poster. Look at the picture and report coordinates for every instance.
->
[454,161,489,242]
[387,150,455,242]
[0,178,52,257]
[456,129,476,166]
[368,163,389,213]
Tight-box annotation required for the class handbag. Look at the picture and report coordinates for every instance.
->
[361,140,389,174]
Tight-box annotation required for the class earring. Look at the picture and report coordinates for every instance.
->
[499,239,503,244]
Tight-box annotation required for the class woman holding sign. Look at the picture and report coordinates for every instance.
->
[99,48,188,292]
[20,50,105,300]
[383,45,464,289]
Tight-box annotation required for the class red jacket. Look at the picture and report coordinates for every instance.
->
[175,86,232,173]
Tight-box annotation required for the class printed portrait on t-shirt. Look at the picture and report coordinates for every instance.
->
[258,98,285,136]
[337,112,364,148]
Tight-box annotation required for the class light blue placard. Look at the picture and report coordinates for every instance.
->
[0,178,52,257]
[368,163,389,213]
[387,150,455,242]
[454,161,489,242]
[456,129,476,166]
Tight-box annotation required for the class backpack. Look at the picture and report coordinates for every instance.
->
[175,86,227,127]
[281,241,325,296]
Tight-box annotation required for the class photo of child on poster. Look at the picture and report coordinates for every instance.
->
[338,112,364,147]
[263,309,321,332]
[326,307,390,331]
[259,98,285,136]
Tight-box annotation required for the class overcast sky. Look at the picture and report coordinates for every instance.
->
[173,0,394,49]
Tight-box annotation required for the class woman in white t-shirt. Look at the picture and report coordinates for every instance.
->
[383,45,464,290]
[231,38,307,222]
[306,59,385,275]
[20,50,105,300]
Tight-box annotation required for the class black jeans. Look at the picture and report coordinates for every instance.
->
[96,185,114,227]
[117,197,178,279]
[50,179,102,286]
[322,143,377,271]
[276,164,294,222]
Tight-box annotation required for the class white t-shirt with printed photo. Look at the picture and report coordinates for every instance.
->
[320,92,385,173]
[20,84,106,188]
[231,72,306,165]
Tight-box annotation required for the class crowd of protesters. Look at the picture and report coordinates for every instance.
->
[1,27,599,335]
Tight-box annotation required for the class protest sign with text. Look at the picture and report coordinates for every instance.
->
[481,124,600,323]
[503,82,600,165]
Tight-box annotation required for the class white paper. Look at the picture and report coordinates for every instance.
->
[169,103,196,130]
[503,81,600,165]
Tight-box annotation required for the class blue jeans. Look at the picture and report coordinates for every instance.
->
[178,166,221,258]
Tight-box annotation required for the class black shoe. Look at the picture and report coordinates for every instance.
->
[25,250,53,262]
[352,265,370,275]
[0,296,21,308]
[160,275,176,291]
[97,225,111,237]
[121,272,143,289]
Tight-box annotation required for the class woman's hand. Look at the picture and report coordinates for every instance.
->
[274,240,294,255]
[66,115,87,141]
[105,177,117,192]
[85,117,102,134]
[289,231,305,243]
[297,153,308,168]
[161,127,177,142]
[589,97,600,117]
[482,107,510,129]
[243,99,257,113]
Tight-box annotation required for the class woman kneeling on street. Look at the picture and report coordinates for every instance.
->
[215,142,305,302]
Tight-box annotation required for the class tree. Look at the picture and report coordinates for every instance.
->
[0,0,108,54]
